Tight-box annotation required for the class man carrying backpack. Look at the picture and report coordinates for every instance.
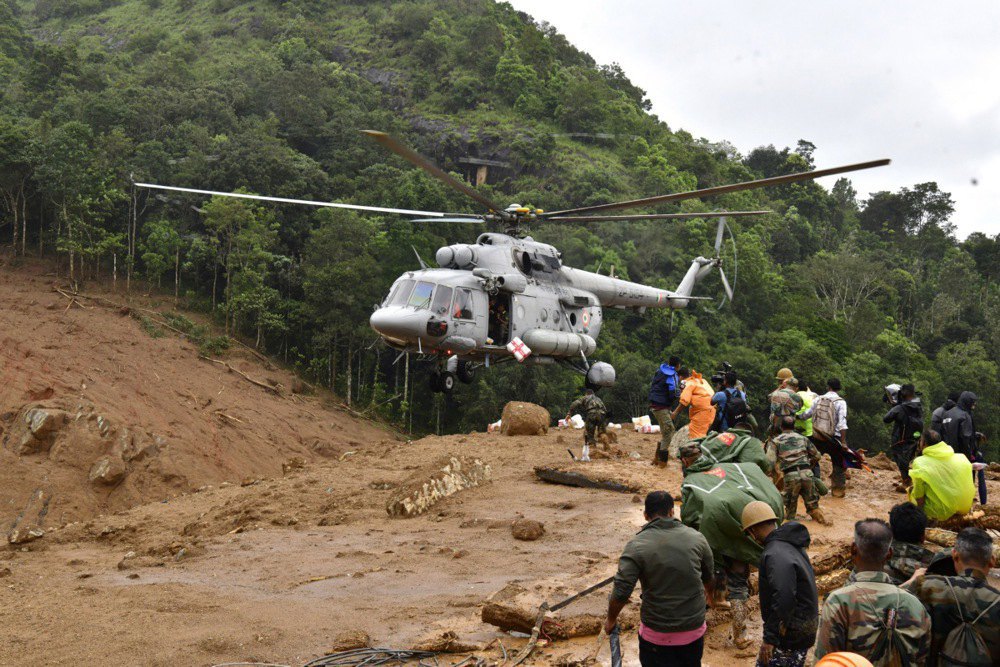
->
[883,384,924,492]
[939,391,988,505]
[802,378,851,497]
[903,527,1000,666]
[815,519,931,666]
[649,356,681,466]
[769,369,804,436]
[712,371,750,434]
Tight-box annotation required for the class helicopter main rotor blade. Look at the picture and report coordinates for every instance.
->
[410,217,486,224]
[544,210,770,223]
[361,130,505,214]
[542,159,891,217]
[132,182,452,218]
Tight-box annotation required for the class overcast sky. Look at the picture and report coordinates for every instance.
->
[507,1,1000,238]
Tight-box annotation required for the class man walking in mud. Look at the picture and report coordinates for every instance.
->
[566,388,607,462]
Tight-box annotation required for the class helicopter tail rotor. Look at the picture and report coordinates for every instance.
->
[713,217,738,308]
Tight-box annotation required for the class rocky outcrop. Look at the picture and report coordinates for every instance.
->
[386,455,491,518]
[15,407,69,454]
[89,456,127,486]
[500,402,550,436]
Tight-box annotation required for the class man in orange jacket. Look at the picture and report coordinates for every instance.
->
[672,368,717,440]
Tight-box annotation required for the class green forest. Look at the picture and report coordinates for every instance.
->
[1,0,998,456]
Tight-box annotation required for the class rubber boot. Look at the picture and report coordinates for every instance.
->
[713,587,731,610]
[809,507,831,526]
[730,599,752,649]
[831,487,846,498]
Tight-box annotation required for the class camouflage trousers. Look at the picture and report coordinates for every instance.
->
[583,418,605,446]
[714,557,750,602]
[782,469,819,518]
[755,647,808,667]
[650,408,674,461]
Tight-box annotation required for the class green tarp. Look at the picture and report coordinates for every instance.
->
[680,460,784,565]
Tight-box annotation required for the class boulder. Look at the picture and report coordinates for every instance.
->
[668,424,690,459]
[89,456,127,486]
[330,630,371,652]
[511,518,545,541]
[386,455,491,518]
[7,489,51,545]
[500,402,550,436]
[15,407,69,455]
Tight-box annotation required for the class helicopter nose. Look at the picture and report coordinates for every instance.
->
[369,306,431,342]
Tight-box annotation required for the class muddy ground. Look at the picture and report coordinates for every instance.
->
[0,259,997,666]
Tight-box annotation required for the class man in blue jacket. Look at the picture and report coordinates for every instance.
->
[649,356,681,466]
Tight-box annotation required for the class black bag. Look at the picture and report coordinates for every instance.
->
[724,388,749,428]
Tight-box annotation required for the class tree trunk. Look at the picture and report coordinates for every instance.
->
[346,341,353,406]
[404,353,410,433]
[21,187,27,256]
[113,252,117,290]
[211,255,218,312]
[65,203,74,284]
[174,246,180,303]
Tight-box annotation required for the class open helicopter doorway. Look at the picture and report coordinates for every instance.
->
[488,293,511,345]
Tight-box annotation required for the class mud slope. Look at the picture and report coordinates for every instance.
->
[0,260,392,530]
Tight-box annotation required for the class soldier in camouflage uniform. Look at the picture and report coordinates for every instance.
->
[815,519,931,666]
[903,527,1000,666]
[566,388,607,462]
[886,503,935,583]
[774,417,829,525]
[769,370,804,435]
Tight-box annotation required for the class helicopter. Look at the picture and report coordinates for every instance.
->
[136,131,889,393]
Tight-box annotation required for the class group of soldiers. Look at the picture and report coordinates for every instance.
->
[561,361,998,666]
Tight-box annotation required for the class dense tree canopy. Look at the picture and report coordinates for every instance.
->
[1,0,997,457]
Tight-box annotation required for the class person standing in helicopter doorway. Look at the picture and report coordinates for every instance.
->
[566,388,609,462]
[649,356,682,466]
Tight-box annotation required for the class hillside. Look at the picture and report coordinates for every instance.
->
[0,258,393,531]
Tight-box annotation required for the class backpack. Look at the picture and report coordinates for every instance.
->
[866,590,912,667]
[663,367,680,401]
[939,578,1000,666]
[723,388,749,429]
[812,395,843,439]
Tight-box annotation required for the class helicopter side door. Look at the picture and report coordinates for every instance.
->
[449,287,487,347]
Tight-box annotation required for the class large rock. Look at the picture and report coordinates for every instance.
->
[89,456,127,486]
[386,455,491,518]
[15,407,69,455]
[7,489,50,545]
[511,518,545,541]
[668,423,690,459]
[500,402,550,436]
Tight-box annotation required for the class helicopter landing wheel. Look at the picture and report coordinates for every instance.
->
[457,360,476,384]
[439,371,456,393]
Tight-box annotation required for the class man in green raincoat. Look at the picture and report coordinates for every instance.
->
[679,442,784,650]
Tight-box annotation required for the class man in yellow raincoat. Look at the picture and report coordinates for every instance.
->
[908,429,975,521]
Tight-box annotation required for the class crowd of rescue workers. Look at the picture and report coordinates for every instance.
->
[559,359,996,667]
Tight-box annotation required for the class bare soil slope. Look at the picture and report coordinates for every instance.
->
[0,260,392,531]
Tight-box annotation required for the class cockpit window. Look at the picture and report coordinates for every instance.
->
[387,279,414,306]
[431,286,453,316]
[408,281,435,309]
[453,288,474,320]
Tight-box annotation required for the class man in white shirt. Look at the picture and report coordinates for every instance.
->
[801,378,850,497]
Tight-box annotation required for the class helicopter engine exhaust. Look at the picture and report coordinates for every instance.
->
[586,361,616,388]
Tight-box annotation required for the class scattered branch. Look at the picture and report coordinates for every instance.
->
[199,355,282,395]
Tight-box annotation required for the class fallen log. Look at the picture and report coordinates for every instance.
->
[199,356,282,395]
[481,582,636,640]
[810,540,852,576]
[386,455,491,518]
[817,568,851,596]
[534,466,642,494]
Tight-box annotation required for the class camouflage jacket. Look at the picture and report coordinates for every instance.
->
[773,431,820,472]
[770,388,804,418]
[904,570,1000,666]
[568,394,607,421]
[815,570,931,666]
[886,540,935,584]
